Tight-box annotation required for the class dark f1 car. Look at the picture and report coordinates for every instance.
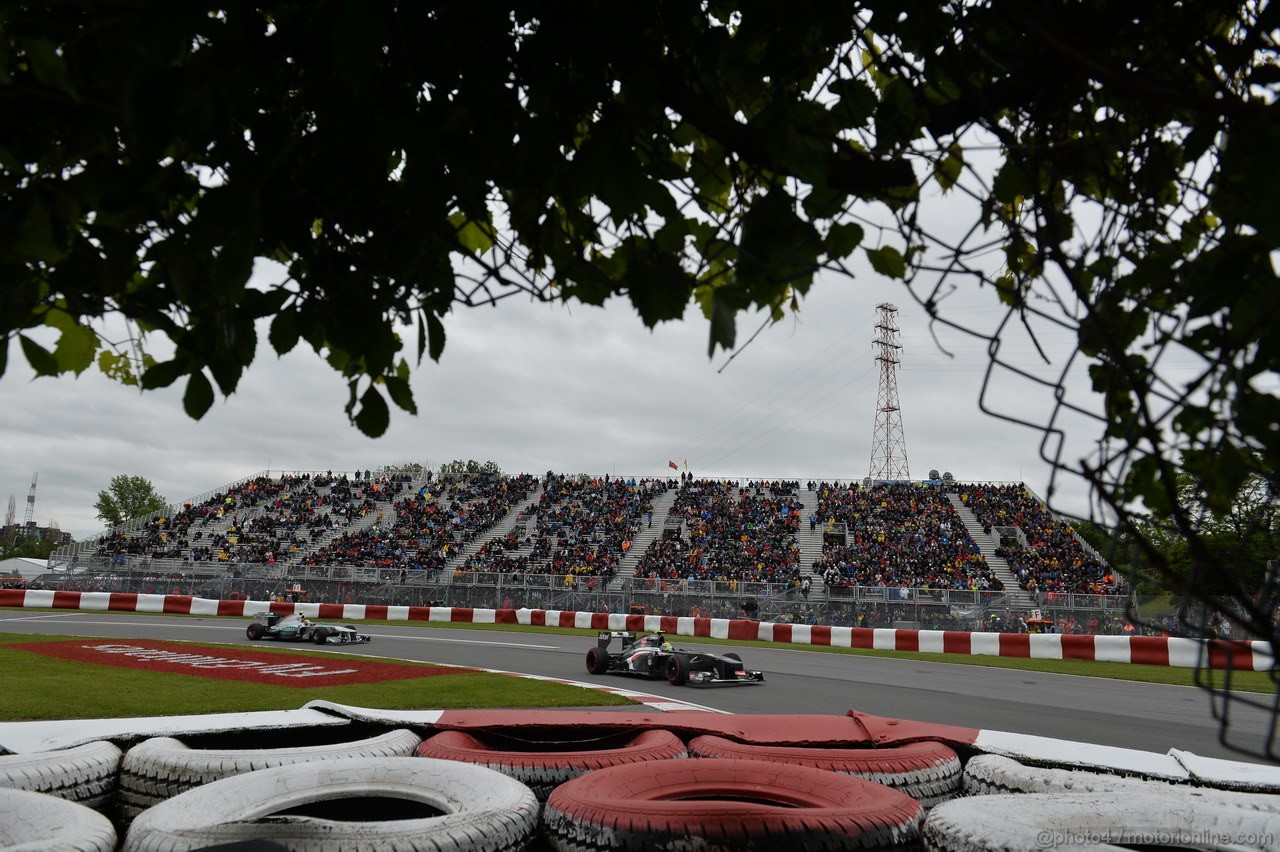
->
[245,612,371,645]
[584,631,764,686]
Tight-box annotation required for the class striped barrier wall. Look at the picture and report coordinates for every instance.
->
[1,588,1271,671]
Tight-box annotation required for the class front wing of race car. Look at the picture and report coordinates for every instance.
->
[311,626,371,644]
[676,652,765,686]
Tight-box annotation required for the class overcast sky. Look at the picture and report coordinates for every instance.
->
[3,256,1111,543]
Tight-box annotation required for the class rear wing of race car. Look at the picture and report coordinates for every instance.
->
[596,630,636,650]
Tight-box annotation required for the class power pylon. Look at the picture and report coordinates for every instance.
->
[868,304,910,481]
[23,472,37,526]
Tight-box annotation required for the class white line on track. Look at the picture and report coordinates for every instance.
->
[0,612,90,621]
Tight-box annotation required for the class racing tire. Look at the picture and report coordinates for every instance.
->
[311,627,330,644]
[416,728,687,801]
[117,728,422,823]
[585,647,610,675]
[963,754,1280,808]
[723,652,742,662]
[923,791,1280,851]
[0,787,117,852]
[123,756,538,852]
[245,623,265,640]
[665,655,688,685]
[689,735,961,808]
[543,757,923,851]
[0,740,123,812]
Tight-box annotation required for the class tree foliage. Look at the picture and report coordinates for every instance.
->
[4,3,1278,643]
[94,475,168,528]
[438,459,502,477]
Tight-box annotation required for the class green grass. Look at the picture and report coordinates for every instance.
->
[0,633,632,721]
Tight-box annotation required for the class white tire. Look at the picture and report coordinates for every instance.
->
[925,792,1280,851]
[123,756,538,852]
[964,754,1280,809]
[118,727,421,822]
[0,741,122,812]
[0,787,117,852]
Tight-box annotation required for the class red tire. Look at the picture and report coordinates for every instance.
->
[544,757,923,850]
[688,735,961,807]
[416,728,686,800]
[585,647,609,675]
[665,655,687,685]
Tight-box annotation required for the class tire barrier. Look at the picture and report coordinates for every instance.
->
[689,734,962,808]
[964,754,1280,808]
[0,740,122,812]
[3,589,1270,669]
[117,728,421,823]
[543,757,924,851]
[122,756,538,852]
[0,787,117,852]
[923,791,1280,851]
[416,728,687,801]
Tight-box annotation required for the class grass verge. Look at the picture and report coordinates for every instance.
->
[0,633,632,721]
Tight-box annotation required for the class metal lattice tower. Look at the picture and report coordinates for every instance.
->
[868,304,910,481]
[23,472,37,526]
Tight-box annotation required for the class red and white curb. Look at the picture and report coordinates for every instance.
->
[2,588,1272,670]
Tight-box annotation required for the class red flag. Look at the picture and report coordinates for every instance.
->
[668,460,678,470]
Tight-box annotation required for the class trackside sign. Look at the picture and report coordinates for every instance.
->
[10,640,467,687]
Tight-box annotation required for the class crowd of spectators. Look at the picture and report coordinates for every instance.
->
[304,473,538,577]
[632,479,804,586]
[959,483,1125,596]
[811,482,1003,592]
[458,475,666,584]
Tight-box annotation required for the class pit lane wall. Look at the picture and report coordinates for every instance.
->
[1,589,1271,671]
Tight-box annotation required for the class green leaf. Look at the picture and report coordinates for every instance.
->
[866,245,907,279]
[183,370,215,419]
[19,334,58,376]
[825,222,864,259]
[22,37,77,97]
[935,143,964,191]
[354,385,390,437]
[140,359,189,390]
[425,312,446,362]
[384,375,417,415]
[98,350,138,386]
[737,191,821,299]
[707,291,736,356]
[448,212,496,254]
[44,310,97,375]
[269,310,300,355]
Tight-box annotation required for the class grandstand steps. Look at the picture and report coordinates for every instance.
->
[946,493,1037,612]
[608,485,679,591]
[794,489,824,576]
[436,484,545,584]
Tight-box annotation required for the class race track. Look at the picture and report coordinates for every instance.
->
[3,610,1274,764]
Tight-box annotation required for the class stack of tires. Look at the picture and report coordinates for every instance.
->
[7,722,1277,850]
[922,754,1280,850]
[0,741,122,851]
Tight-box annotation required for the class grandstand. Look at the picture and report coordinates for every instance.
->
[42,468,1130,634]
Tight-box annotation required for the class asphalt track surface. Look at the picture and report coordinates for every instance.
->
[3,610,1275,765]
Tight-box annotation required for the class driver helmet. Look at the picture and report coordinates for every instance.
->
[302,617,312,625]
[661,641,673,651]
